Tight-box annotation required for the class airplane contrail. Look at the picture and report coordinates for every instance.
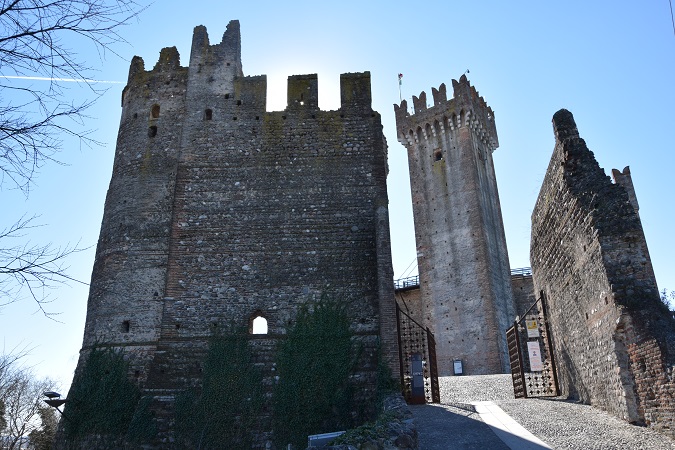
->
[2,75,123,84]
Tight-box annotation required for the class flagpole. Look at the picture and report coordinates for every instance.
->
[398,73,402,102]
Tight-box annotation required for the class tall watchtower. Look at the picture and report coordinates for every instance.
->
[70,20,398,445]
[394,76,515,375]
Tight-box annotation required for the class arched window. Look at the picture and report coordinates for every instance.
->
[251,315,268,335]
[151,104,160,118]
[204,109,213,120]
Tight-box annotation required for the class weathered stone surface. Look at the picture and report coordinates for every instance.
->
[398,272,535,334]
[530,109,675,436]
[69,20,399,447]
[511,270,536,319]
[394,77,516,375]
[320,394,418,450]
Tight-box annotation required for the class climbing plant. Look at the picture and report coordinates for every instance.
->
[63,345,155,448]
[174,329,264,449]
[273,299,361,449]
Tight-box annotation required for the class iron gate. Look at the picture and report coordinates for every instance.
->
[395,303,440,404]
[507,293,559,398]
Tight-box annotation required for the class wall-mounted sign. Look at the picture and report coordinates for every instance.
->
[527,341,544,371]
[526,318,539,338]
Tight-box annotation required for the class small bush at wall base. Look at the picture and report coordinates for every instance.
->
[273,299,361,449]
[62,345,155,448]
[174,330,264,449]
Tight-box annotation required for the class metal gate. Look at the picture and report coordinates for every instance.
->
[395,303,440,404]
[507,293,559,398]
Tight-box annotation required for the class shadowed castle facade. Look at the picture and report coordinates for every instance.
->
[69,20,399,444]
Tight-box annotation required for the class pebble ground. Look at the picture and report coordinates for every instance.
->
[411,375,675,449]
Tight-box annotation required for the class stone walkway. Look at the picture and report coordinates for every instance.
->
[411,375,675,449]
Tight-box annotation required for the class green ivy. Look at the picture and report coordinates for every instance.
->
[272,299,361,449]
[331,410,397,446]
[174,330,264,449]
[63,345,155,448]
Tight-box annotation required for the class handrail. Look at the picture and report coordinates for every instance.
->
[394,268,531,289]
[510,267,532,276]
[394,275,419,290]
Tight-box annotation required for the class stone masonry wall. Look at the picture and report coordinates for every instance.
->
[71,21,398,447]
[394,77,516,375]
[397,272,534,342]
[511,272,536,320]
[530,109,675,435]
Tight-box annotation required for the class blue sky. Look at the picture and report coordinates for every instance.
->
[2,0,674,392]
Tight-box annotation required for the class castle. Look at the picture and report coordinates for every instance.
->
[64,19,675,447]
[74,20,397,444]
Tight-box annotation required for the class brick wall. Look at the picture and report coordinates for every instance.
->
[71,21,398,446]
[394,78,516,375]
[511,272,536,319]
[530,109,675,434]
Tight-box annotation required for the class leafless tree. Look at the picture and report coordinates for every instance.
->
[0,365,56,449]
[0,1,146,312]
[0,346,57,449]
[0,214,87,315]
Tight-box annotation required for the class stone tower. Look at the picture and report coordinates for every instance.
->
[71,20,398,443]
[394,76,515,375]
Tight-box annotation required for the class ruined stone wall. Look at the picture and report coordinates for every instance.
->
[394,77,516,375]
[72,21,398,446]
[531,109,675,434]
[511,271,536,319]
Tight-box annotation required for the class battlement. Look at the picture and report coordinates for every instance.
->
[612,166,640,215]
[394,75,498,151]
[124,21,242,104]
[121,21,373,114]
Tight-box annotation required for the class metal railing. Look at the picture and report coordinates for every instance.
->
[510,267,532,277]
[394,268,531,288]
[394,275,419,290]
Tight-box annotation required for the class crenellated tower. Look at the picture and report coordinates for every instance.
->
[394,75,516,375]
[71,20,398,446]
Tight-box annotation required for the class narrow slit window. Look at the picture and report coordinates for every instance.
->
[122,320,130,333]
[151,104,160,118]
[204,109,213,120]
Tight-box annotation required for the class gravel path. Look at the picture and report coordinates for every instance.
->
[410,375,675,450]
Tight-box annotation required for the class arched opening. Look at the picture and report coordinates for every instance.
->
[251,315,268,335]
[204,109,213,120]
[148,125,157,137]
[151,104,160,118]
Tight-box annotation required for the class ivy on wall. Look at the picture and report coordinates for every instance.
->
[63,346,155,448]
[174,330,264,449]
[272,299,361,449]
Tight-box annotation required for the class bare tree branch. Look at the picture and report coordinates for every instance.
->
[0,352,57,449]
[0,1,147,314]
[0,215,89,316]
[0,0,146,193]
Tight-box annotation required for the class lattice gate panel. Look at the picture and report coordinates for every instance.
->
[396,303,439,404]
[508,296,559,398]
[507,325,525,398]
